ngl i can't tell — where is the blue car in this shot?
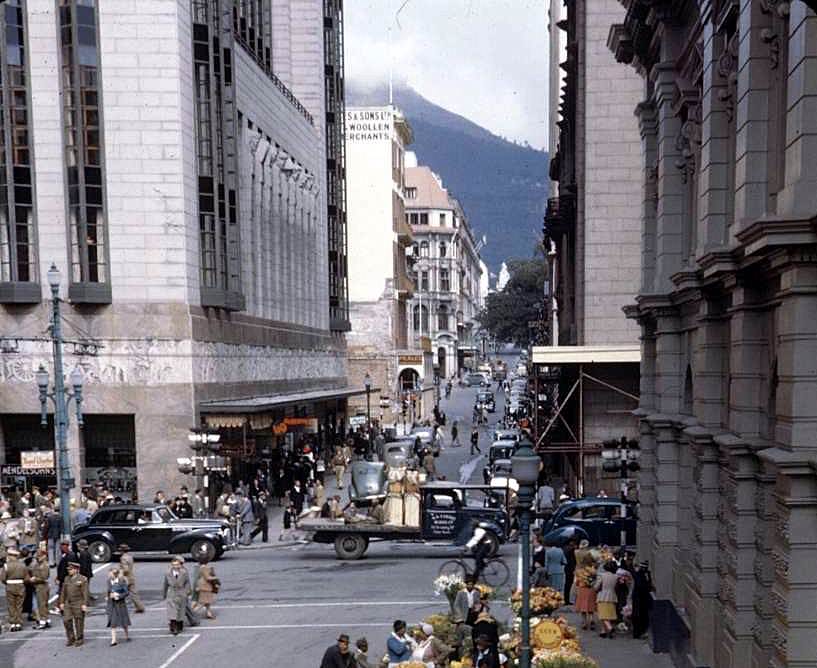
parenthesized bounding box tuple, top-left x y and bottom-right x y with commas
(541, 497, 637, 548)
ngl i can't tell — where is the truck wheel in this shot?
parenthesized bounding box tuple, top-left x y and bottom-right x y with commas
(483, 531, 501, 558)
(334, 534, 368, 560)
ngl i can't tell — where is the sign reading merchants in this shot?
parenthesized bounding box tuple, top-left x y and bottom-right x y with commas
(346, 109, 392, 142)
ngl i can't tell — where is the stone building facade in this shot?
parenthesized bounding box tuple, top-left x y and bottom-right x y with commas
(540, 0, 642, 494)
(608, 1, 817, 666)
(404, 163, 484, 381)
(0, 0, 350, 500)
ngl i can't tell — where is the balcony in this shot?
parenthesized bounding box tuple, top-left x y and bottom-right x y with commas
(543, 194, 575, 238)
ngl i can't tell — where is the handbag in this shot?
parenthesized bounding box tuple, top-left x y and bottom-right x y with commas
(211, 577, 221, 594)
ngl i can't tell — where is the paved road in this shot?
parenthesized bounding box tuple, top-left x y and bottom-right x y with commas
(0, 382, 669, 667)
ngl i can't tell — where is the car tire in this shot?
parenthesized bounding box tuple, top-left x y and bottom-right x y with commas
(88, 539, 112, 563)
(482, 530, 501, 558)
(190, 539, 217, 563)
(334, 534, 368, 560)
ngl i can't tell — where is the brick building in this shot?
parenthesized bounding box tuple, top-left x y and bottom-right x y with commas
(608, 1, 817, 666)
(0, 0, 355, 499)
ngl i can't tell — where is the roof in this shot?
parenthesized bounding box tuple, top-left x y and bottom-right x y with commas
(199, 386, 380, 414)
(531, 345, 641, 365)
(405, 166, 452, 209)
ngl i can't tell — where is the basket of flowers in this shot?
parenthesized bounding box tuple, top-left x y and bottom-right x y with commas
(533, 648, 599, 668)
(511, 587, 565, 616)
(422, 613, 457, 646)
(475, 583, 496, 600)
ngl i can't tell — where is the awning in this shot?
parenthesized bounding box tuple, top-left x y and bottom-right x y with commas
(199, 385, 381, 415)
(532, 345, 640, 365)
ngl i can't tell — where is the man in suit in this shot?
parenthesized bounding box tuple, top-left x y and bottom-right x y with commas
(452, 576, 480, 625)
(75, 539, 95, 601)
(473, 633, 500, 668)
(234, 490, 255, 545)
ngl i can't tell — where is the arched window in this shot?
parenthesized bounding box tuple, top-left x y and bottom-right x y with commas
(413, 304, 429, 333)
(440, 242, 447, 257)
(437, 304, 449, 331)
(420, 241, 429, 257)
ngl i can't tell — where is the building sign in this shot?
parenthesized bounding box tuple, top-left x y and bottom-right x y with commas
(21, 451, 55, 469)
(0, 465, 56, 477)
(272, 417, 319, 435)
(346, 109, 392, 142)
(398, 355, 423, 366)
(349, 416, 367, 426)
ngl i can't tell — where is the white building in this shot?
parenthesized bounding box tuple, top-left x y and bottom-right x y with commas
(0, 0, 354, 499)
(404, 165, 484, 379)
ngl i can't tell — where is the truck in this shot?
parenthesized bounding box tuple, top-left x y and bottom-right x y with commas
(297, 482, 511, 560)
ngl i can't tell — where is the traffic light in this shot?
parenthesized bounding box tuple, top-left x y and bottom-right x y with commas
(176, 457, 193, 474)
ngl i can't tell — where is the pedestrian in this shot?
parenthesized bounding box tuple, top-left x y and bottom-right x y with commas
(563, 538, 577, 604)
(191, 488, 206, 518)
(387, 619, 416, 667)
(574, 539, 598, 630)
(354, 637, 371, 667)
(106, 568, 131, 645)
(631, 561, 654, 639)
(536, 479, 555, 520)
(21, 546, 36, 623)
(118, 543, 145, 613)
(542, 539, 567, 595)
(45, 506, 62, 567)
(58, 560, 88, 647)
(3, 547, 26, 631)
(412, 622, 453, 667)
(162, 556, 191, 636)
(279, 503, 296, 541)
(75, 539, 95, 601)
(235, 490, 254, 546)
(422, 449, 437, 480)
(452, 576, 480, 626)
(315, 457, 326, 485)
(289, 480, 305, 515)
(470, 427, 481, 455)
(595, 560, 620, 638)
(451, 420, 460, 447)
(193, 555, 219, 619)
(473, 633, 500, 668)
(53, 539, 76, 612)
(320, 633, 355, 668)
(332, 448, 346, 489)
(30, 546, 51, 629)
(175, 494, 193, 519)
(250, 491, 269, 542)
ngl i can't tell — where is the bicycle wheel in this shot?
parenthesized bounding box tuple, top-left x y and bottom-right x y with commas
(438, 559, 468, 580)
(479, 558, 510, 588)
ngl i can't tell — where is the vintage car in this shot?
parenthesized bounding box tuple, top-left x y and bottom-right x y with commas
(72, 504, 231, 563)
(300, 482, 510, 559)
(488, 442, 516, 465)
(482, 456, 515, 486)
(463, 372, 489, 387)
(349, 460, 387, 505)
(540, 497, 637, 547)
(493, 428, 520, 443)
(475, 390, 496, 413)
(383, 440, 414, 468)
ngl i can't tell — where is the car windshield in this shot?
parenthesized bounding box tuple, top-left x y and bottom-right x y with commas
(155, 507, 175, 522)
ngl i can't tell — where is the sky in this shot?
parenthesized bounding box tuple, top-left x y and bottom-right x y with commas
(344, 0, 549, 150)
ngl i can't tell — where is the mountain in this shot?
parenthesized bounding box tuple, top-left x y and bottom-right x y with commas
(347, 82, 548, 276)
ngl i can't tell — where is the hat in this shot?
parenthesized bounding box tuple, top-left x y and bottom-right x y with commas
(0, 512, 10, 520)
(6, 547, 19, 557)
(579, 539, 590, 549)
(67, 560, 80, 568)
(421, 623, 434, 637)
(77, 539, 88, 548)
(118, 543, 130, 552)
(60, 538, 70, 545)
(337, 634, 349, 643)
(476, 633, 492, 644)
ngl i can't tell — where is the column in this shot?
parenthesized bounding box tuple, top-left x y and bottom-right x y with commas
(750, 458, 777, 668)
(635, 413, 657, 568)
(647, 414, 679, 596)
(673, 420, 696, 606)
(635, 101, 658, 295)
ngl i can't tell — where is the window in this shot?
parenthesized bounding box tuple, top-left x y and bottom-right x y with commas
(108, 509, 137, 525)
(440, 269, 450, 292)
(420, 212, 428, 225)
(438, 304, 449, 330)
(420, 241, 429, 256)
(439, 242, 447, 258)
(412, 243, 419, 256)
(439, 213, 446, 226)
(58, 0, 110, 299)
(420, 271, 428, 291)
(408, 212, 420, 226)
(406, 187, 417, 199)
(0, 0, 38, 294)
(412, 304, 429, 332)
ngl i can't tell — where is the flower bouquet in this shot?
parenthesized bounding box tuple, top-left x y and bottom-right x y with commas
(533, 649, 599, 668)
(511, 587, 565, 616)
(433, 573, 465, 609)
(574, 565, 597, 588)
(475, 583, 496, 600)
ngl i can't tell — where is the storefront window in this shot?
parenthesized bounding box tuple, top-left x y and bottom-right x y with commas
(82, 414, 136, 498)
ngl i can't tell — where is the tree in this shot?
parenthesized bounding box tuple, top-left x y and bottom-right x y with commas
(478, 256, 548, 347)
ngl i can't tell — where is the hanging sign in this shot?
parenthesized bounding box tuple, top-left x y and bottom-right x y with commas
(21, 451, 55, 469)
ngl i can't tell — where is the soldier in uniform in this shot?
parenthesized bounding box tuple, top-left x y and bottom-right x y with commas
(118, 543, 145, 613)
(58, 561, 88, 647)
(29, 547, 51, 629)
(2, 547, 27, 631)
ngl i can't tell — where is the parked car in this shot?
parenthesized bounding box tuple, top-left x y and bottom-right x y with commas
(349, 460, 387, 505)
(488, 442, 516, 466)
(540, 498, 637, 547)
(464, 373, 489, 387)
(493, 429, 519, 443)
(383, 440, 414, 468)
(72, 504, 231, 563)
(475, 390, 496, 413)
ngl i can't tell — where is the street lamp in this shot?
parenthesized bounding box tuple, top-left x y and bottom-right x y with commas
(185, 428, 222, 516)
(601, 436, 641, 547)
(364, 372, 372, 429)
(512, 434, 541, 668)
(37, 263, 84, 542)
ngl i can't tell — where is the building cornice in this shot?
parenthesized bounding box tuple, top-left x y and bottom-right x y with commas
(735, 215, 817, 257)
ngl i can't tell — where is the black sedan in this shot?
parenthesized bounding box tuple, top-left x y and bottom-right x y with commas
(72, 504, 231, 563)
(540, 497, 637, 548)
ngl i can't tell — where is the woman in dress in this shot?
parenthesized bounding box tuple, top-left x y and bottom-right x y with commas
(162, 556, 191, 635)
(403, 469, 421, 527)
(573, 539, 598, 630)
(106, 568, 131, 645)
(194, 556, 219, 619)
(595, 560, 620, 638)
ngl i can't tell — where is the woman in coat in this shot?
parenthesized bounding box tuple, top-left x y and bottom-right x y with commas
(162, 556, 191, 635)
(595, 560, 620, 638)
(193, 556, 218, 619)
(107, 568, 131, 645)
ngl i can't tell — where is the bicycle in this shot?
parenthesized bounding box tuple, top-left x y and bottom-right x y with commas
(438, 555, 510, 588)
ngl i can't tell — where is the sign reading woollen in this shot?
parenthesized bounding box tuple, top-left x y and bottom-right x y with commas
(346, 109, 392, 142)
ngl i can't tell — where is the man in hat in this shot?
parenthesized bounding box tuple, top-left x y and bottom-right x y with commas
(118, 543, 145, 613)
(472, 633, 500, 668)
(75, 539, 95, 601)
(30, 546, 51, 628)
(58, 561, 88, 646)
(320, 633, 355, 668)
(234, 490, 254, 546)
(2, 547, 27, 630)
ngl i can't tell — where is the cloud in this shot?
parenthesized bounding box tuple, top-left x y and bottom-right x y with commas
(345, 0, 549, 149)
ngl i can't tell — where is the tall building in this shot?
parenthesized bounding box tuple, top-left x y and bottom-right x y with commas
(404, 163, 484, 379)
(344, 105, 432, 425)
(535, 0, 643, 494)
(0, 0, 356, 500)
(608, 2, 817, 666)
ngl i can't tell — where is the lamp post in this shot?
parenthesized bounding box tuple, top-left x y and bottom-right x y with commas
(364, 372, 372, 430)
(511, 435, 541, 668)
(601, 436, 641, 547)
(37, 264, 83, 542)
